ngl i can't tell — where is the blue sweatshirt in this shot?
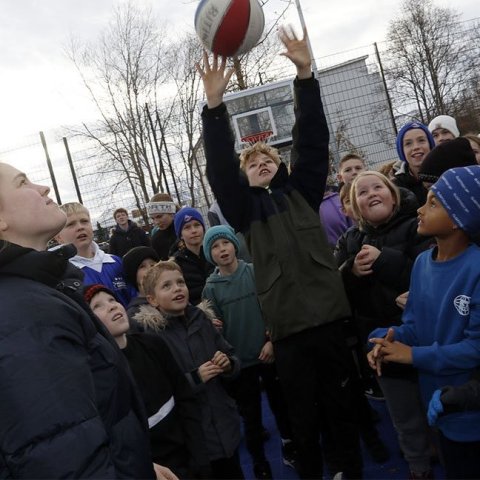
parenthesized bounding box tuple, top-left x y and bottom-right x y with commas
(370, 244, 480, 441)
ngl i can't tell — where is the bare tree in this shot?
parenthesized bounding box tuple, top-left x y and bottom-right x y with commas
(384, 0, 480, 123)
(66, 3, 172, 222)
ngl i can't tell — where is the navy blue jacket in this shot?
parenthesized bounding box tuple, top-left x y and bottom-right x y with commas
(0, 243, 154, 478)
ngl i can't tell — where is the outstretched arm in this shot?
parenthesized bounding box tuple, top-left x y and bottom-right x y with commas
(195, 51, 235, 109)
(278, 26, 312, 80)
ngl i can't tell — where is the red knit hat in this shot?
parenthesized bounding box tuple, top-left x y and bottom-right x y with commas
(83, 284, 116, 305)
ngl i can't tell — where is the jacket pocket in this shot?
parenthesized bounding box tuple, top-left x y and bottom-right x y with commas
(309, 249, 336, 271)
(255, 261, 282, 295)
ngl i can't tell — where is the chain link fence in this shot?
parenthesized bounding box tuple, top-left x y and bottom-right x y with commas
(2, 18, 479, 234)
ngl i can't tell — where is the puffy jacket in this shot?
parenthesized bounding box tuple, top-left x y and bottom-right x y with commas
(109, 220, 150, 258)
(133, 302, 241, 462)
(0, 243, 154, 479)
(334, 189, 433, 336)
(202, 75, 351, 342)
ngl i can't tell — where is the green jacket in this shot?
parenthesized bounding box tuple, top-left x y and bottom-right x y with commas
(202, 261, 267, 368)
(202, 75, 351, 341)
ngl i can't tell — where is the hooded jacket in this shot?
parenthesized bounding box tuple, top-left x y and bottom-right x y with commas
(133, 302, 241, 461)
(202, 75, 351, 342)
(151, 223, 177, 260)
(334, 189, 433, 336)
(109, 220, 150, 258)
(0, 243, 154, 478)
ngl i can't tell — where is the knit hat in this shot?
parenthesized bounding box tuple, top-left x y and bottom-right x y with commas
(396, 122, 435, 162)
(174, 207, 205, 238)
(84, 284, 116, 305)
(122, 246, 160, 289)
(428, 115, 460, 138)
(203, 225, 240, 265)
(431, 165, 480, 235)
(146, 201, 176, 216)
(418, 138, 477, 184)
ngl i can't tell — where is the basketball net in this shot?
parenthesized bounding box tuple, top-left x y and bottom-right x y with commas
(240, 130, 273, 146)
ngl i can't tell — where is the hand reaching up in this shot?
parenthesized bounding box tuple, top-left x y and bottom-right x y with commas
(278, 26, 312, 79)
(196, 51, 235, 109)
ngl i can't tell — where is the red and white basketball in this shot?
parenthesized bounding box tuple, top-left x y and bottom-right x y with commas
(194, 0, 265, 57)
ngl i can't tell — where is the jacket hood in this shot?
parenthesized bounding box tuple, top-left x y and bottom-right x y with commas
(361, 187, 419, 235)
(205, 259, 248, 285)
(114, 220, 137, 234)
(0, 242, 82, 288)
(132, 300, 215, 333)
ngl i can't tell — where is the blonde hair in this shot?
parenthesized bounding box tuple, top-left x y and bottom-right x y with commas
(143, 261, 183, 298)
(350, 171, 401, 228)
(59, 202, 90, 217)
(239, 142, 281, 172)
(463, 134, 480, 149)
(339, 183, 352, 208)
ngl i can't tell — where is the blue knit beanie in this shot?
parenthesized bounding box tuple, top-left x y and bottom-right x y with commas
(174, 207, 205, 238)
(431, 165, 480, 236)
(203, 225, 240, 265)
(396, 121, 435, 162)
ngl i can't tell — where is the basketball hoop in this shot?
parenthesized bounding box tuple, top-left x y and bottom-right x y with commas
(240, 130, 273, 145)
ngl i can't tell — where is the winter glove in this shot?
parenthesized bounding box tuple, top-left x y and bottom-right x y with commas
(427, 389, 443, 426)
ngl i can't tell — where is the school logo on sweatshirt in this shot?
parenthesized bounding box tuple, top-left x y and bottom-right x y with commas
(453, 295, 470, 316)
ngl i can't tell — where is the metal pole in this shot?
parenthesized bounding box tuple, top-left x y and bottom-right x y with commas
(374, 42, 398, 136)
(39, 131, 62, 204)
(62, 137, 83, 204)
(293, 0, 340, 166)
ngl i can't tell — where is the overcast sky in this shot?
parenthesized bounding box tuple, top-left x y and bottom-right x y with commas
(0, 0, 478, 149)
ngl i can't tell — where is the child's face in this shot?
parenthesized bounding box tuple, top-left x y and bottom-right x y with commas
(245, 152, 279, 188)
(402, 129, 431, 170)
(210, 238, 237, 268)
(151, 213, 174, 230)
(354, 175, 396, 226)
(136, 258, 157, 293)
(417, 190, 455, 237)
(147, 269, 189, 316)
(341, 196, 355, 220)
(338, 159, 365, 185)
(432, 128, 455, 146)
(468, 140, 480, 165)
(90, 291, 130, 339)
(181, 220, 204, 250)
(56, 212, 93, 250)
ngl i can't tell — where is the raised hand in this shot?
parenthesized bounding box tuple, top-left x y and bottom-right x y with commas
(196, 51, 235, 109)
(278, 25, 312, 79)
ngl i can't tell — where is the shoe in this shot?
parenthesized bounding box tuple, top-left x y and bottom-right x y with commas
(364, 385, 384, 401)
(281, 440, 298, 469)
(253, 460, 272, 480)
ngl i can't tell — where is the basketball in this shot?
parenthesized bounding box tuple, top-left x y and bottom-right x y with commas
(194, 0, 265, 57)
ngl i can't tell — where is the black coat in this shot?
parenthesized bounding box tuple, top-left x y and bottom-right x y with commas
(151, 223, 177, 260)
(334, 189, 433, 337)
(0, 243, 154, 479)
(109, 220, 150, 258)
(393, 164, 428, 206)
(173, 246, 214, 306)
(123, 334, 208, 475)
